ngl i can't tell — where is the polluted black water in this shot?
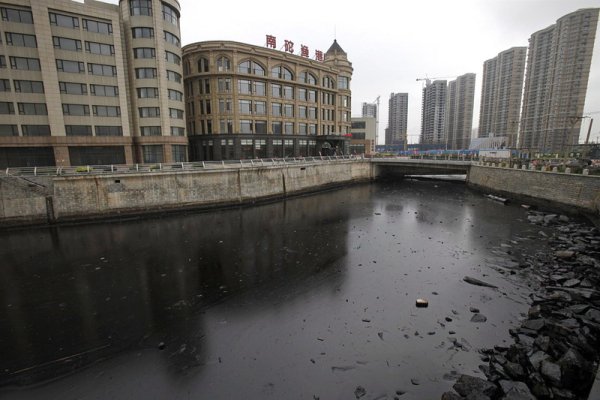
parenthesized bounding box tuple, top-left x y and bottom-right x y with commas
(0, 180, 571, 399)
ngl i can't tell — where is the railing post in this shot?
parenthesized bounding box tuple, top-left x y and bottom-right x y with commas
(111, 165, 114, 172)
(34, 167, 37, 176)
(203, 161, 206, 168)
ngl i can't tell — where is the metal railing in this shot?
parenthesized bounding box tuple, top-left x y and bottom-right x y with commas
(3, 155, 363, 177)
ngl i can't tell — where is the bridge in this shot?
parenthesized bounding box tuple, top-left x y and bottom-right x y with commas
(372, 158, 471, 177)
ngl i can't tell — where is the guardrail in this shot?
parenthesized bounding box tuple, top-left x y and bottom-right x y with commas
(3, 155, 364, 177)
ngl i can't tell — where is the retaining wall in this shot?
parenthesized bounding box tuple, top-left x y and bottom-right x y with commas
(467, 164, 600, 215)
(0, 160, 373, 227)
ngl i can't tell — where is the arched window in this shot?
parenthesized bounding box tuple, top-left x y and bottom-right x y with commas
(217, 56, 231, 72)
(299, 71, 317, 85)
(322, 75, 335, 89)
(197, 57, 209, 73)
(271, 65, 293, 80)
(238, 60, 265, 76)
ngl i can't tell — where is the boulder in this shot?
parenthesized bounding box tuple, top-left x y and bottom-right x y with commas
(453, 375, 498, 398)
(499, 380, 536, 400)
(540, 361, 561, 385)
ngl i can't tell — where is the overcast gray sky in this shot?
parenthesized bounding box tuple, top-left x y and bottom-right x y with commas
(109, 0, 600, 144)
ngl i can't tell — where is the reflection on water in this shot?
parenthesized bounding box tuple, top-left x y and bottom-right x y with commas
(0, 180, 552, 399)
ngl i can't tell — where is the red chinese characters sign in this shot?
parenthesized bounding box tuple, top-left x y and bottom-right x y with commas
(265, 34, 323, 62)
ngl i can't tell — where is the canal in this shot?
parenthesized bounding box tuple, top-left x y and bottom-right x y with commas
(0, 179, 560, 399)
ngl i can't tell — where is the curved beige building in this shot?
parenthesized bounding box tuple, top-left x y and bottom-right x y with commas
(0, 0, 186, 167)
(182, 39, 353, 160)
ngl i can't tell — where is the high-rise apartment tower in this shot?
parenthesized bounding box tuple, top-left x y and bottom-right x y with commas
(420, 80, 447, 146)
(385, 92, 408, 147)
(519, 8, 599, 153)
(478, 47, 527, 148)
(445, 73, 476, 150)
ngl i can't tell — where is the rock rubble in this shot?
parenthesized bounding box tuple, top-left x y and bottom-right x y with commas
(442, 210, 600, 399)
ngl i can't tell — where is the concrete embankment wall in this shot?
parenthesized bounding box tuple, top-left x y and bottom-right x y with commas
(467, 164, 600, 216)
(0, 161, 373, 227)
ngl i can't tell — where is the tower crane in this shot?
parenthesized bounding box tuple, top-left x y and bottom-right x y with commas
(416, 76, 458, 87)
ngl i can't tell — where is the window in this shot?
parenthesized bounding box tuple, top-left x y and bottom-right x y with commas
(308, 107, 317, 119)
(219, 120, 233, 134)
(254, 101, 266, 115)
(271, 102, 282, 116)
(133, 47, 155, 58)
(203, 79, 210, 94)
(218, 99, 232, 113)
(272, 122, 282, 134)
(169, 108, 183, 119)
(62, 103, 89, 116)
(0, 125, 18, 136)
(298, 88, 307, 101)
(271, 65, 293, 80)
(88, 63, 117, 76)
(0, 79, 10, 92)
(53, 36, 82, 52)
(197, 58, 209, 72)
(172, 145, 186, 162)
(168, 89, 183, 101)
(217, 56, 231, 71)
(299, 71, 317, 84)
(165, 51, 180, 65)
(309, 124, 317, 135)
(56, 59, 85, 73)
(338, 76, 349, 90)
(1, 7, 33, 23)
(22, 125, 51, 136)
(284, 122, 294, 134)
(93, 105, 120, 117)
(96, 126, 123, 136)
(162, 3, 179, 26)
(171, 127, 185, 136)
(18, 102, 47, 115)
(284, 104, 294, 117)
(164, 31, 180, 46)
(240, 120, 252, 134)
(238, 79, 252, 95)
(141, 126, 161, 136)
(238, 60, 265, 76)
(86, 41, 115, 56)
(298, 106, 307, 118)
(10, 56, 40, 70)
(83, 19, 112, 34)
(135, 67, 157, 79)
(166, 70, 181, 82)
(137, 87, 158, 98)
(5, 32, 37, 47)
(143, 145, 163, 163)
(255, 121, 267, 134)
(0, 102, 15, 114)
(59, 82, 87, 95)
(298, 123, 307, 135)
(239, 100, 252, 114)
(218, 78, 232, 92)
(308, 90, 317, 102)
(271, 83, 282, 98)
(254, 81, 266, 96)
(130, 0, 152, 16)
(283, 86, 294, 99)
(0, 56, 5, 68)
(65, 125, 92, 136)
(90, 84, 118, 97)
(139, 107, 160, 117)
(132, 27, 154, 38)
(323, 76, 335, 88)
(49, 13, 79, 28)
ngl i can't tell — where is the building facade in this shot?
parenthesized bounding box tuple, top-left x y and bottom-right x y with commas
(385, 92, 408, 149)
(0, 0, 186, 168)
(361, 102, 377, 119)
(350, 116, 376, 155)
(420, 80, 447, 146)
(519, 8, 599, 154)
(182, 40, 353, 160)
(445, 73, 475, 150)
(478, 47, 527, 148)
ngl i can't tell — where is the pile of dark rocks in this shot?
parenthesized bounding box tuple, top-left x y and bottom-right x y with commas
(441, 211, 600, 400)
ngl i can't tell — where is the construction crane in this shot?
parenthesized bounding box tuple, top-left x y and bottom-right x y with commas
(373, 95, 380, 147)
(416, 76, 457, 87)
